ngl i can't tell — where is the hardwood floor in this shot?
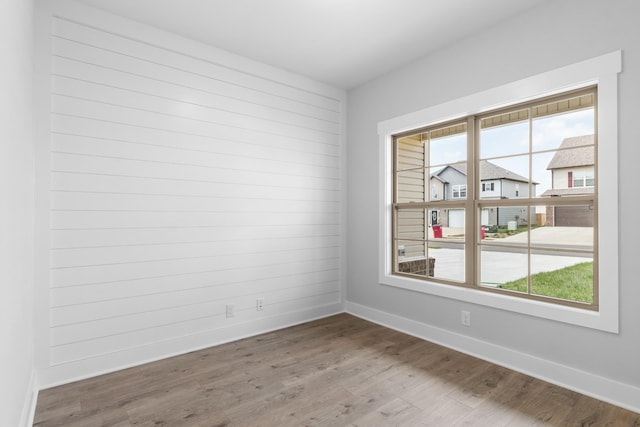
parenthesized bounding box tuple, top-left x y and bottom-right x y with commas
(34, 314, 640, 426)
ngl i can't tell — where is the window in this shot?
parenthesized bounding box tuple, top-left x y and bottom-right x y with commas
(574, 174, 584, 187)
(453, 184, 467, 198)
(393, 87, 597, 308)
(379, 51, 620, 332)
(482, 182, 495, 192)
(573, 171, 595, 188)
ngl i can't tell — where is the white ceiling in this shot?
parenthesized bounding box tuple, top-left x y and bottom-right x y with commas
(74, 0, 549, 89)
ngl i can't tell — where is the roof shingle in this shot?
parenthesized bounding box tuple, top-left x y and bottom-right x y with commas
(433, 161, 532, 183)
(546, 134, 594, 170)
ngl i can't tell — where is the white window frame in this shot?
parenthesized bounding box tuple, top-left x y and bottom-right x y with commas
(482, 182, 495, 192)
(452, 184, 467, 199)
(573, 170, 595, 188)
(378, 51, 621, 333)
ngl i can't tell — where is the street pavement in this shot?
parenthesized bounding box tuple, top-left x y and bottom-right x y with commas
(420, 226, 593, 284)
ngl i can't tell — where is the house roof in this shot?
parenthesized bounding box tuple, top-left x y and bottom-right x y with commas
(546, 134, 594, 170)
(539, 187, 595, 197)
(433, 161, 533, 184)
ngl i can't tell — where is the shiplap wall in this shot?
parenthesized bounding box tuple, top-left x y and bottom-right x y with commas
(37, 1, 344, 386)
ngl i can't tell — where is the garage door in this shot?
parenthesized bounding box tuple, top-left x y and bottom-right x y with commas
(481, 209, 490, 226)
(448, 209, 465, 228)
(554, 206, 594, 227)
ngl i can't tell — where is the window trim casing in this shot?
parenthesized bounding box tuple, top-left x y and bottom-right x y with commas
(378, 51, 621, 333)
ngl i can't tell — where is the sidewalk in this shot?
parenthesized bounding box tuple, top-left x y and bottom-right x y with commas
(496, 226, 593, 247)
(424, 226, 593, 284)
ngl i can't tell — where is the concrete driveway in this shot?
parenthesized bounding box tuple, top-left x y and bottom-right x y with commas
(425, 226, 593, 284)
(495, 226, 593, 247)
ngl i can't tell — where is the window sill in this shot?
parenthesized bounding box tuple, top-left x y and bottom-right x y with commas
(379, 272, 611, 331)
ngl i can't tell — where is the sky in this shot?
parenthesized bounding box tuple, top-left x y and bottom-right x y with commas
(428, 108, 595, 196)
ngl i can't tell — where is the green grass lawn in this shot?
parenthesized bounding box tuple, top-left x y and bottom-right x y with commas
(498, 262, 593, 303)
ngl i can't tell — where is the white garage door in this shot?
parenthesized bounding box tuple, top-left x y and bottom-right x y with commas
(448, 209, 465, 228)
(481, 209, 489, 226)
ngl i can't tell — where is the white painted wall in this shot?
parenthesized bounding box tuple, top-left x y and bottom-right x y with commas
(0, 0, 36, 425)
(347, 0, 640, 411)
(35, 0, 346, 387)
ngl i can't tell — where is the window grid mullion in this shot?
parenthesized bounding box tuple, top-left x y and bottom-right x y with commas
(392, 86, 597, 308)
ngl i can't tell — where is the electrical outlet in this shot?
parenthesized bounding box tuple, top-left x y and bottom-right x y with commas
(256, 298, 264, 311)
(226, 304, 235, 318)
(461, 310, 471, 326)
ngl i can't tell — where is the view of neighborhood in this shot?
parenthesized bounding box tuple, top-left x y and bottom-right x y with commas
(394, 92, 596, 304)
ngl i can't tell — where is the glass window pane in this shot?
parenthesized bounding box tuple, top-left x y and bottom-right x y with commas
(480, 245, 528, 289)
(396, 168, 425, 203)
(431, 209, 465, 240)
(396, 135, 424, 171)
(396, 209, 425, 242)
(430, 162, 467, 200)
(532, 100, 594, 153)
(530, 253, 594, 303)
(397, 255, 431, 277)
(479, 157, 530, 199)
(396, 238, 426, 263)
(531, 205, 594, 251)
(428, 244, 465, 282)
(480, 109, 529, 159)
(479, 206, 530, 237)
(429, 122, 467, 167)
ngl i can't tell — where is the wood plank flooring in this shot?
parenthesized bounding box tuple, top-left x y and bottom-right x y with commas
(34, 314, 640, 426)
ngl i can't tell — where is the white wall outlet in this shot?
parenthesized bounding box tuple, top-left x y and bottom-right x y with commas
(226, 303, 235, 318)
(256, 298, 264, 311)
(461, 310, 471, 326)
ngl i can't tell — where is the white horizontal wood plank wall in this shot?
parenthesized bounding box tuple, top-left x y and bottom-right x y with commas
(37, 0, 345, 386)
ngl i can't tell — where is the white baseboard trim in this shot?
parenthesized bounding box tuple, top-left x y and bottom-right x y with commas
(20, 370, 38, 427)
(39, 303, 343, 389)
(345, 301, 640, 414)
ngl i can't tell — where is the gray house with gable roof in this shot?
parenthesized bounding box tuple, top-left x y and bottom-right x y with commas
(430, 161, 536, 228)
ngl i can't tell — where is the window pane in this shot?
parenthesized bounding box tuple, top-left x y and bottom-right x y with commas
(531, 99, 594, 153)
(479, 157, 530, 199)
(396, 168, 424, 203)
(432, 209, 465, 239)
(429, 123, 467, 167)
(428, 244, 465, 282)
(480, 109, 529, 159)
(531, 205, 594, 250)
(530, 253, 593, 303)
(396, 238, 425, 262)
(479, 205, 530, 237)
(397, 255, 432, 277)
(431, 162, 467, 200)
(396, 135, 424, 171)
(452, 184, 467, 199)
(396, 209, 425, 241)
(480, 245, 528, 289)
